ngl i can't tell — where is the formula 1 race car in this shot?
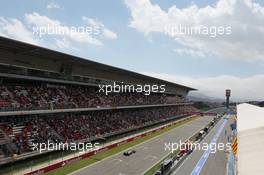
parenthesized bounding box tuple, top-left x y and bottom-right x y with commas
(123, 150, 136, 156)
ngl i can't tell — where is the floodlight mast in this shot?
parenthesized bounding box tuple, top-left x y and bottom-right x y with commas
(226, 89, 231, 109)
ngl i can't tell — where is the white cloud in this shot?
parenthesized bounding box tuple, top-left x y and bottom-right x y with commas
(124, 0, 264, 61)
(82, 16, 118, 39)
(25, 12, 103, 46)
(0, 12, 118, 50)
(142, 72, 264, 101)
(0, 17, 38, 45)
(174, 48, 206, 58)
(46, 2, 62, 10)
(54, 37, 70, 49)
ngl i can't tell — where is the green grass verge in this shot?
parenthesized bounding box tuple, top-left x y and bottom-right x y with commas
(0, 119, 169, 175)
(144, 114, 221, 175)
(45, 117, 196, 175)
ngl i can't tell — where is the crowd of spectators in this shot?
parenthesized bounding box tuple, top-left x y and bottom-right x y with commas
(0, 105, 197, 156)
(0, 82, 186, 111)
(46, 106, 195, 142)
(0, 79, 196, 159)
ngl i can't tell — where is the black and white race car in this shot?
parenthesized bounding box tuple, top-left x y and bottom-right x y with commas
(123, 150, 136, 156)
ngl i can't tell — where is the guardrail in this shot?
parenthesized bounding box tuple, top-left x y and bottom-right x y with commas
(148, 114, 222, 175)
(0, 103, 193, 116)
(0, 115, 188, 166)
(24, 115, 195, 175)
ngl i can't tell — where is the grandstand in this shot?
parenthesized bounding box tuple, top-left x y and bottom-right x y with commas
(0, 36, 197, 168)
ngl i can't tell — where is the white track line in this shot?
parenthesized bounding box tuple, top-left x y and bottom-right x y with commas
(68, 117, 199, 175)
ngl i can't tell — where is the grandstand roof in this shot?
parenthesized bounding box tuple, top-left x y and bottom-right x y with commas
(237, 103, 264, 175)
(0, 36, 195, 94)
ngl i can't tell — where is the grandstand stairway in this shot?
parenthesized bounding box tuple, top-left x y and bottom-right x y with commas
(0, 127, 15, 156)
(0, 129, 8, 145)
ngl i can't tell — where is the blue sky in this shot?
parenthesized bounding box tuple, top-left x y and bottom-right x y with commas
(0, 0, 264, 101)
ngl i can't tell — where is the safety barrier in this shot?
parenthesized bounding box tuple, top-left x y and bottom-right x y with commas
(24, 115, 196, 175)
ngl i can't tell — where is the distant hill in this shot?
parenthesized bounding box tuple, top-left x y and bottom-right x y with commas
(188, 92, 224, 103)
(257, 101, 264, 107)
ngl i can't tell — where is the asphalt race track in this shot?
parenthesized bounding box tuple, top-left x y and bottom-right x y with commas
(172, 113, 233, 175)
(70, 115, 216, 175)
